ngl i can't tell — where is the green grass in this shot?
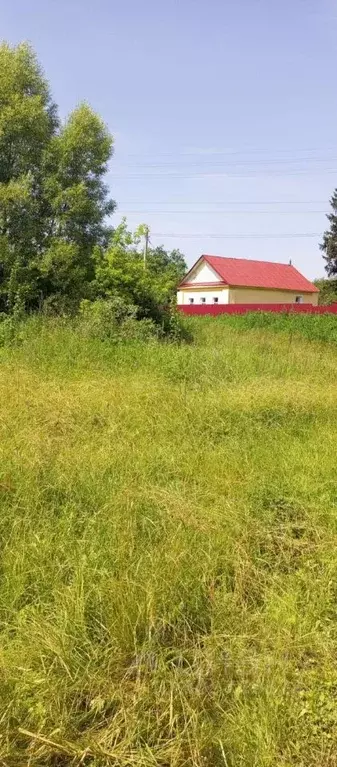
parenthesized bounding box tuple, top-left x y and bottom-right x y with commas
(1, 315, 337, 766)
(187, 309, 337, 345)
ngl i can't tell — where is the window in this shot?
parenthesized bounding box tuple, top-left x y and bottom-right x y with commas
(188, 297, 194, 304)
(295, 295, 303, 303)
(213, 296, 219, 304)
(200, 297, 206, 303)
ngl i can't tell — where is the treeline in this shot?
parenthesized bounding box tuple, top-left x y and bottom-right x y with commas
(0, 43, 186, 325)
(3, 41, 337, 324)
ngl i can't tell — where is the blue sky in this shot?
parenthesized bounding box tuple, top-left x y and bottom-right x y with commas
(2, 0, 337, 278)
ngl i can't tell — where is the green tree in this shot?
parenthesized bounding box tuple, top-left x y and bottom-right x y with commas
(320, 189, 337, 276)
(314, 277, 337, 305)
(0, 42, 115, 312)
(38, 104, 115, 309)
(93, 219, 186, 320)
(0, 43, 58, 310)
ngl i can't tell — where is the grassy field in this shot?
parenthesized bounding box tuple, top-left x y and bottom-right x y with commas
(1, 315, 337, 766)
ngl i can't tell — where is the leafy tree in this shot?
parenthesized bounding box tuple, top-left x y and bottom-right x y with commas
(314, 277, 337, 305)
(320, 189, 337, 276)
(37, 105, 115, 309)
(0, 42, 184, 323)
(0, 43, 58, 310)
(0, 42, 115, 312)
(93, 219, 187, 321)
(44, 106, 115, 254)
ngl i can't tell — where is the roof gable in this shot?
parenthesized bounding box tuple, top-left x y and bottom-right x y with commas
(181, 255, 318, 293)
(184, 257, 223, 284)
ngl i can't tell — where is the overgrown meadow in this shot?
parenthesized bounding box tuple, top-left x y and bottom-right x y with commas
(1, 313, 337, 766)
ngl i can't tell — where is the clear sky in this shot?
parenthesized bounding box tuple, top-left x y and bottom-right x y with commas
(2, 0, 337, 278)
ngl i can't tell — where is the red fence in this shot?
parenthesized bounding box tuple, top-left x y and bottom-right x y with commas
(178, 303, 337, 316)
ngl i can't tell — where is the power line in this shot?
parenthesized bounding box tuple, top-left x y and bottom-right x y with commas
(151, 232, 321, 239)
(112, 168, 337, 179)
(117, 199, 327, 205)
(117, 146, 337, 158)
(116, 156, 337, 168)
(119, 209, 326, 214)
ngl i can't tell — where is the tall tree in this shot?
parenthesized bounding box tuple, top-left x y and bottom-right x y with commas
(0, 42, 115, 312)
(38, 104, 115, 308)
(320, 189, 337, 276)
(0, 43, 58, 309)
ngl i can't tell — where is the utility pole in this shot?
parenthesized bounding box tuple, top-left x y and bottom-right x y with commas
(143, 225, 149, 269)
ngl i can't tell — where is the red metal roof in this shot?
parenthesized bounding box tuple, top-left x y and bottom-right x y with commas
(181, 255, 318, 293)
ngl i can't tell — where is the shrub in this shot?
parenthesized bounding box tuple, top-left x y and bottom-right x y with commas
(79, 297, 160, 342)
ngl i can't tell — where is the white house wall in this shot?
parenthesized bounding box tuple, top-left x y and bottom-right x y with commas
(177, 288, 229, 305)
(187, 260, 222, 284)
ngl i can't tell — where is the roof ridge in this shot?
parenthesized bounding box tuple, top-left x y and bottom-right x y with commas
(203, 254, 296, 267)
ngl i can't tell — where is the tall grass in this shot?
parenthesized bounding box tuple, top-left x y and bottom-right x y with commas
(193, 309, 337, 344)
(1, 316, 337, 765)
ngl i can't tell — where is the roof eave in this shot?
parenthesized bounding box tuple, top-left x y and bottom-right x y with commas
(178, 281, 228, 288)
(228, 283, 319, 293)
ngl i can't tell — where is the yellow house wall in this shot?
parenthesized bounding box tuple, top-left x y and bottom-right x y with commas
(229, 287, 319, 305)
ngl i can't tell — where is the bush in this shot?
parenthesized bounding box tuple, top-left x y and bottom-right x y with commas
(79, 297, 160, 342)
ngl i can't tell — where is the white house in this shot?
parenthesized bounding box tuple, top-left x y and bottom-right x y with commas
(177, 255, 319, 306)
